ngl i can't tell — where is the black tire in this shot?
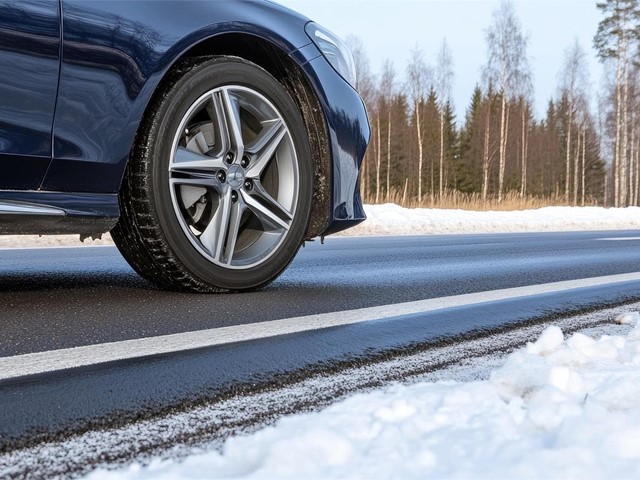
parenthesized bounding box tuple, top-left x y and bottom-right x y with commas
(111, 56, 313, 292)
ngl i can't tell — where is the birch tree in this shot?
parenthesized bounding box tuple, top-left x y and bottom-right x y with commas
(406, 47, 431, 203)
(594, 0, 640, 206)
(434, 38, 454, 199)
(558, 40, 590, 204)
(484, 0, 530, 202)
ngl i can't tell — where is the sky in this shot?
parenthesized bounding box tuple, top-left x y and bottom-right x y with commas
(278, 0, 604, 122)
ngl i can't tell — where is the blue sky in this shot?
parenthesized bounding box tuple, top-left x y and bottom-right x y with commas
(278, 0, 603, 121)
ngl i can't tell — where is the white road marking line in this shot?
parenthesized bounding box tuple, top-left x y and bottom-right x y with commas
(596, 237, 640, 241)
(2, 272, 640, 381)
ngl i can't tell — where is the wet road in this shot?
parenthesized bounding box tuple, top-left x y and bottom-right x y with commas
(2, 230, 640, 452)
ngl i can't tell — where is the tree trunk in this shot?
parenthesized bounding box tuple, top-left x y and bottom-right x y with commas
(573, 122, 581, 206)
(386, 108, 392, 201)
(581, 126, 586, 207)
(375, 114, 381, 203)
(622, 50, 630, 206)
(565, 102, 573, 204)
(520, 106, 528, 198)
(416, 103, 424, 203)
(635, 128, 640, 206)
(402, 177, 409, 206)
(439, 111, 445, 199)
(614, 41, 624, 207)
(482, 105, 491, 203)
(498, 93, 507, 202)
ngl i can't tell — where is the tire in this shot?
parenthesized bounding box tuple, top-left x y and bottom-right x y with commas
(111, 56, 313, 292)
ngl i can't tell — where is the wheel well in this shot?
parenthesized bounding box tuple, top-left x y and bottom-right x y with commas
(161, 34, 331, 239)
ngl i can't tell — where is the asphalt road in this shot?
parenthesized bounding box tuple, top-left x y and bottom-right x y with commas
(2, 230, 640, 357)
(2, 230, 640, 455)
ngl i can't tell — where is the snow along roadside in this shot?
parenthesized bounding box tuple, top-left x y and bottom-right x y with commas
(84, 311, 640, 480)
(2, 204, 640, 248)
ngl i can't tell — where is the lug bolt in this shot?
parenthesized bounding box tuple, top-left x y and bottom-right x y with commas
(216, 170, 226, 183)
(231, 190, 239, 203)
(243, 179, 253, 191)
(225, 152, 234, 164)
(240, 155, 250, 168)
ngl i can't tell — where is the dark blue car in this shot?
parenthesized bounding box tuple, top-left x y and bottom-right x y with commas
(0, 0, 370, 292)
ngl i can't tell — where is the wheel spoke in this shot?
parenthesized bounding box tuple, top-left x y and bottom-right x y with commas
(172, 147, 226, 173)
(199, 189, 230, 262)
(222, 200, 244, 265)
(207, 94, 230, 155)
(199, 189, 244, 264)
(250, 180, 293, 222)
(241, 189, 291, 231)
(245, 120, 287, 178)
(213, 88, 244, 160)
(170, 177, 224, 193)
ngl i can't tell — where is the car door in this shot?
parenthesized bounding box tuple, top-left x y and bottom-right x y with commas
(0, 0, 60, 190)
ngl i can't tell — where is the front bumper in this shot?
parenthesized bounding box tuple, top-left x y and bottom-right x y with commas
(299, 51, 370, 236)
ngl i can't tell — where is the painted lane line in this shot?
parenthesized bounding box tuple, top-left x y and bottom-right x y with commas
(596, 237, 640, 241)
(2, 272, 640, 381)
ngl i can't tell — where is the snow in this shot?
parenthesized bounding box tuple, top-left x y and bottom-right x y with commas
(87, 319, 640, 480)
(616, 312, 640, 326)
(345, 204, 640, 236)
(1, 205, 640, 248)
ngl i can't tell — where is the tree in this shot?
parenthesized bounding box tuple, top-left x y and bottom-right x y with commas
(434, 38, 455, 198)
(518, 97, 533, 197)
(594, 0, 640, 206)
(484, 0, 531, 202)
(406, 46, 431, 202)
(558, 40, 590, 204)
(379, 60, 396, 200)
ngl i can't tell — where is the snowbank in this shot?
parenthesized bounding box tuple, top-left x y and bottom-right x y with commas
(89, 317, 640, 479)
(346, 204, 640, 236)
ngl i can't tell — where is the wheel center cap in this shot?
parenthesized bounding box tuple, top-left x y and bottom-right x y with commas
(227, 164, 245, 188)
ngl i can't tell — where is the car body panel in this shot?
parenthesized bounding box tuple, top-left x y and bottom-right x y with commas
(44, 0, 313, 193)
(0, 0, 368, 237)
(0, 0, 60, 190)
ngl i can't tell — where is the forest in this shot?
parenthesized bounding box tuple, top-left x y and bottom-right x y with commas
(350, 0, 640, 209)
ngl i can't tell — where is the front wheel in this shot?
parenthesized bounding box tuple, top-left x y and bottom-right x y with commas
(112, 56, 313, 292)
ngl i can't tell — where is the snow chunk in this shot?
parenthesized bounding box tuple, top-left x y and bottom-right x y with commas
(615, 312, 640, 326)
(526, 325, 564, 356)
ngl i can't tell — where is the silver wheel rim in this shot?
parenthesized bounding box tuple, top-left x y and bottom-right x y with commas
(168, 85, 299, 269)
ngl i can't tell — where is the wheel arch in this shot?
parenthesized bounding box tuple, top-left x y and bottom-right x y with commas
(128, 32, 332, 240)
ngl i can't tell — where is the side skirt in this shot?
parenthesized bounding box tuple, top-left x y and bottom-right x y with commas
(0, 191, 119, 235)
